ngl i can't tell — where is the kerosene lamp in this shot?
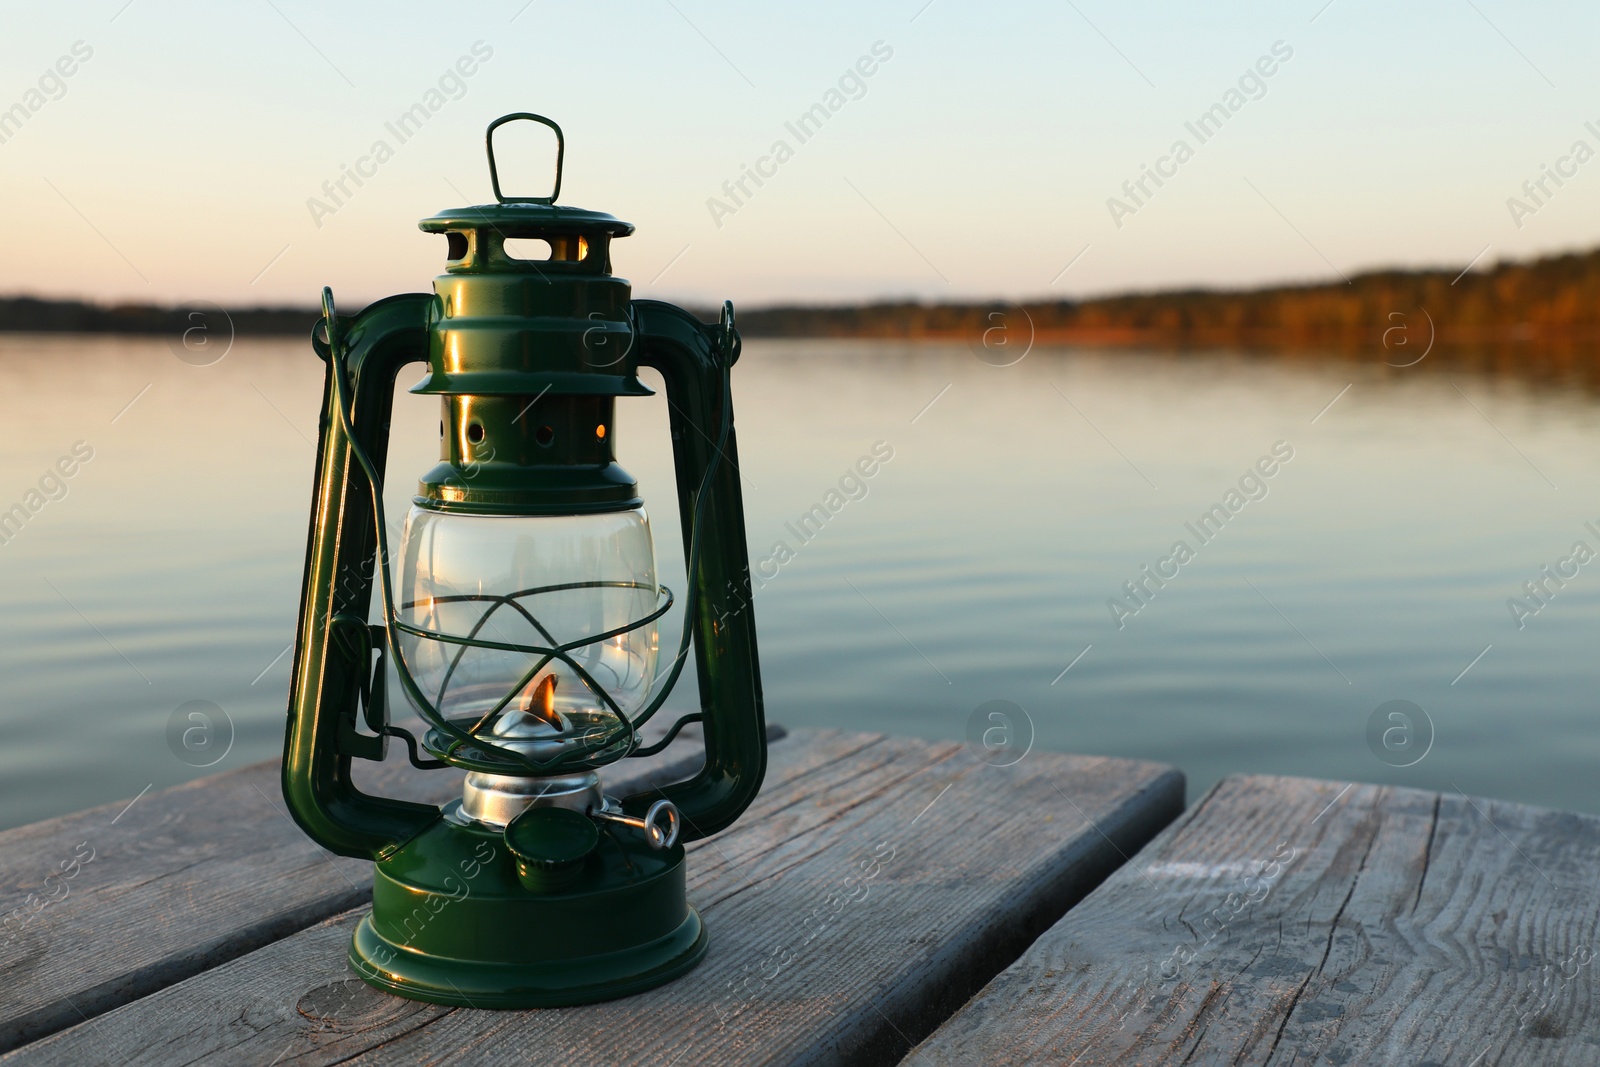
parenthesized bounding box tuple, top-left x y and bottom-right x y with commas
(281, 114, 766, 1007)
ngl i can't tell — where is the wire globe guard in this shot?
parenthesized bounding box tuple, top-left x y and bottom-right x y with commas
(405, 580, 679, 776)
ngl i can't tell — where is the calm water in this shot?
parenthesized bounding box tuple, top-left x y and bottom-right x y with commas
(2, 332, 1598, 830)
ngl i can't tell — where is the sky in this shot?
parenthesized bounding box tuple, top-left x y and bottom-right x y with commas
(2, 0, 1599, 309)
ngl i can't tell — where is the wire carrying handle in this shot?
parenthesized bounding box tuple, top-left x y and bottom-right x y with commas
(486, 113, 564, 205)
(318, 287, 735, 778)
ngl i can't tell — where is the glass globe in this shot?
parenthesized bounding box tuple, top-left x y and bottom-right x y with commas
(396, 505, 660, 763)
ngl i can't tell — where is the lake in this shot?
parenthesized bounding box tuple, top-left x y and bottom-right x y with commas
(1, 330, 1596, 830)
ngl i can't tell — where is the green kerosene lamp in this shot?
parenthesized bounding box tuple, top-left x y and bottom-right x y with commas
(281, 114, 766, 1007)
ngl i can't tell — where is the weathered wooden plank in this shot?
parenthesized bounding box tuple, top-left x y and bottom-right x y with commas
(0, 730, 1183, 1066)
(906, 774, 1600, 1066)
(0, 724, 777, 1055)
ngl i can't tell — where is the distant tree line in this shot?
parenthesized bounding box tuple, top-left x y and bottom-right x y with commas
(0, 297, 316, 336)
(735, 247, 1600, 345)
(5, 245, 1600, 345)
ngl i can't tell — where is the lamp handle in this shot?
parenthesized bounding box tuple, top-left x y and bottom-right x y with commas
(282, 293, 441, 860)
(625, 299, 768, 842)
(486, 112, 564, 205)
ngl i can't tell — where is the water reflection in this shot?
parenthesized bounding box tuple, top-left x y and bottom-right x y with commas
(0, 331, 1595, 829)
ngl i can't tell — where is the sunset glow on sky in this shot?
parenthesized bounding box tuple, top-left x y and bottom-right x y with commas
(2, 0, 1597, 309)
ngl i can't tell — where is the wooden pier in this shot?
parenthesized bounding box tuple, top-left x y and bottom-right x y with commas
(0, 730, 1592, 1065)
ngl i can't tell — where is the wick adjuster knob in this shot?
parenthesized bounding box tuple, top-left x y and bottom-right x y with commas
(591, 800, 681, 850)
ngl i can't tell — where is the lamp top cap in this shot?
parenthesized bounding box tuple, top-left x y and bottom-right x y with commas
(417, 113, 635, 237)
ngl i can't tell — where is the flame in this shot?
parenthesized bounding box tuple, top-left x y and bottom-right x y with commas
(520, 674, 561, 731)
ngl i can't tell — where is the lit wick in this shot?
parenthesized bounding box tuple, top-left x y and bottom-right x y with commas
(520, 675, 562, 731)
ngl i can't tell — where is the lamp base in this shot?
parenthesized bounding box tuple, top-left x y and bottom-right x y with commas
(350, 815, 708, 1008)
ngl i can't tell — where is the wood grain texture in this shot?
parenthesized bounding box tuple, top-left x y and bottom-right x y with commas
(906, 774, 1600, 1066)
(0, 730, 1182, 1067)
(0, 724, 776, 1055)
